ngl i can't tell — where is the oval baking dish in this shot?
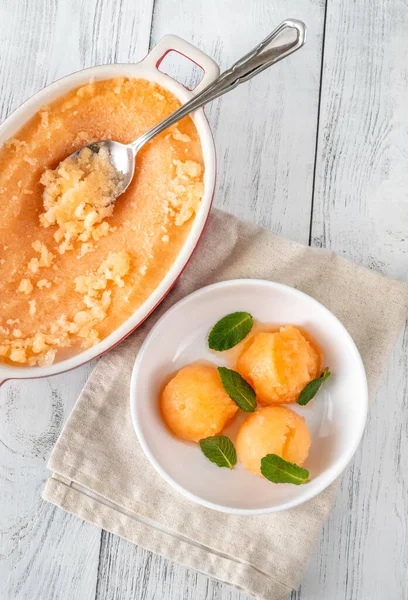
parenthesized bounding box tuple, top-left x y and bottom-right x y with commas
(0, 35, 219, 383)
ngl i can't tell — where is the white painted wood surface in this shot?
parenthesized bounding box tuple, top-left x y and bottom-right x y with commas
(0, 1, 406, 599)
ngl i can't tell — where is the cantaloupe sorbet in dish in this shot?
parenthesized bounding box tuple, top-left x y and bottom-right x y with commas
(0, 77, 204, 366)
(236, 406, 311, 476)
(160, 363, 238, 442)
(236, 325, 320, 404)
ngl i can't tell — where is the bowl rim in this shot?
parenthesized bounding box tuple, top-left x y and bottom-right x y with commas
(0, 51, 217, 381)
(130, 278, 369, 515)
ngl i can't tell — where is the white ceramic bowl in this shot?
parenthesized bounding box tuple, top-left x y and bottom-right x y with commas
(0, 35, 219, 384)
(130, 279, 368, 514)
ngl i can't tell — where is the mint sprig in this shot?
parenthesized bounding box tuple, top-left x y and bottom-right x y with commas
(199, 436, 237, 469)
(208, 312, 253, 351)
(260, 454, 310, 485)
(218, 367, 256, 412)
(297, 368, 331, 406)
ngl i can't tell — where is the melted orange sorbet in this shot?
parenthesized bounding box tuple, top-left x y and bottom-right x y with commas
(0, 78, 204, 366)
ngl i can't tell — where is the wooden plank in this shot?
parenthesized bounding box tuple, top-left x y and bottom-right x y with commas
(0, 0, 153, 121)
(311, 0, 408, 277)
(306, 0, 408, 597)
(298, 326, 408, 600)
(0, 0, 154, 598)
(95, 532, 247, 600)
(148, 0, 326, 243)
(0, 373, 101, 600)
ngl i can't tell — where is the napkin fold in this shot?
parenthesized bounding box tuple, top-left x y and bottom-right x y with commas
(43, 210, 408, 600)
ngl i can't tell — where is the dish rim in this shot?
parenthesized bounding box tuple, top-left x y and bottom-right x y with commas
(130, 278, 369, 514)
(0, 37, 219, 382)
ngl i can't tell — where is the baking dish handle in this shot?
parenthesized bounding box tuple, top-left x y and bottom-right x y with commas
(142, 35, 220, 95)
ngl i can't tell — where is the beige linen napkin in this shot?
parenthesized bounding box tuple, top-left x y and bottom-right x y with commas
(43, 210, 408, 600)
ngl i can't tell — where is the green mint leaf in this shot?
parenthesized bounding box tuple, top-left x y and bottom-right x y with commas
(260, 454, 310, 485)
(297, 368, 331, 406)
(208, 312, 253, 351)
(218, 367, 256, 412)
(199, 436, 237, 469)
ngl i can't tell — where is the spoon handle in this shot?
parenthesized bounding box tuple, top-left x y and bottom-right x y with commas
(131, 19, 306, 152)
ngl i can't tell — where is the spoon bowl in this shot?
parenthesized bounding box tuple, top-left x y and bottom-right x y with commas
(71, 139, 135, 197)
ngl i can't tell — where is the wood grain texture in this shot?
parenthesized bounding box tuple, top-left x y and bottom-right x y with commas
(296, 326, 408, 600)
(0, 0, 154, 121)
(1, 0, 407, 599)
(311, 0, 408, 279)
(0, 372, 101, 600)
(305, 0, 408, 598)
(95, 532, 246, 600)
(149, 0, 326, 243)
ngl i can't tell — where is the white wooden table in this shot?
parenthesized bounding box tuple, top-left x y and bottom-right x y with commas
(1, 1, 407, 599)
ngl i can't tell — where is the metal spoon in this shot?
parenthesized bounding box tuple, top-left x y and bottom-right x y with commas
(69, 19, 306, 199)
